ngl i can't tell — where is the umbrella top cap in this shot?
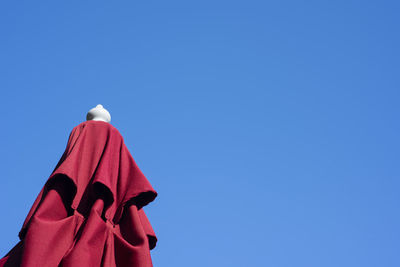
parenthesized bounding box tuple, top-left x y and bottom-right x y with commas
(86, 104, 111, 123)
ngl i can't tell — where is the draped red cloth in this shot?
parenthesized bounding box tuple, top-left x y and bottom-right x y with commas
(0, 120, 157, 267)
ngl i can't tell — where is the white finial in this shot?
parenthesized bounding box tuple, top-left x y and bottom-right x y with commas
(86, 104, 111, 123)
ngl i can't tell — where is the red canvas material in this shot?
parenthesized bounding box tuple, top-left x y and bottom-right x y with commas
(0, 120, 157, 267)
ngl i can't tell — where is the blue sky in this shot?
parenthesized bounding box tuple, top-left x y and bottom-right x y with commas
(0, 1, 399, 266)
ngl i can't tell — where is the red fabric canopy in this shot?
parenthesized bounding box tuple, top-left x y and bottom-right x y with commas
(0, 120, 158, 267)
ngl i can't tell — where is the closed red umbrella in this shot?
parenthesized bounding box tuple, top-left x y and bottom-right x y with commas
(0, 108, 158, 267)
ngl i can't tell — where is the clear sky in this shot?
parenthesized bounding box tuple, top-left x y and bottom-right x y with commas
(0, 1, 399, 266)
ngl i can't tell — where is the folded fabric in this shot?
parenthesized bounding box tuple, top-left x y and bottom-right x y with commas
(0, 120, 157, 267)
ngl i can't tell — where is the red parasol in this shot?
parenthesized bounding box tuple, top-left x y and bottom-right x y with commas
(0, 117, 158, 267)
